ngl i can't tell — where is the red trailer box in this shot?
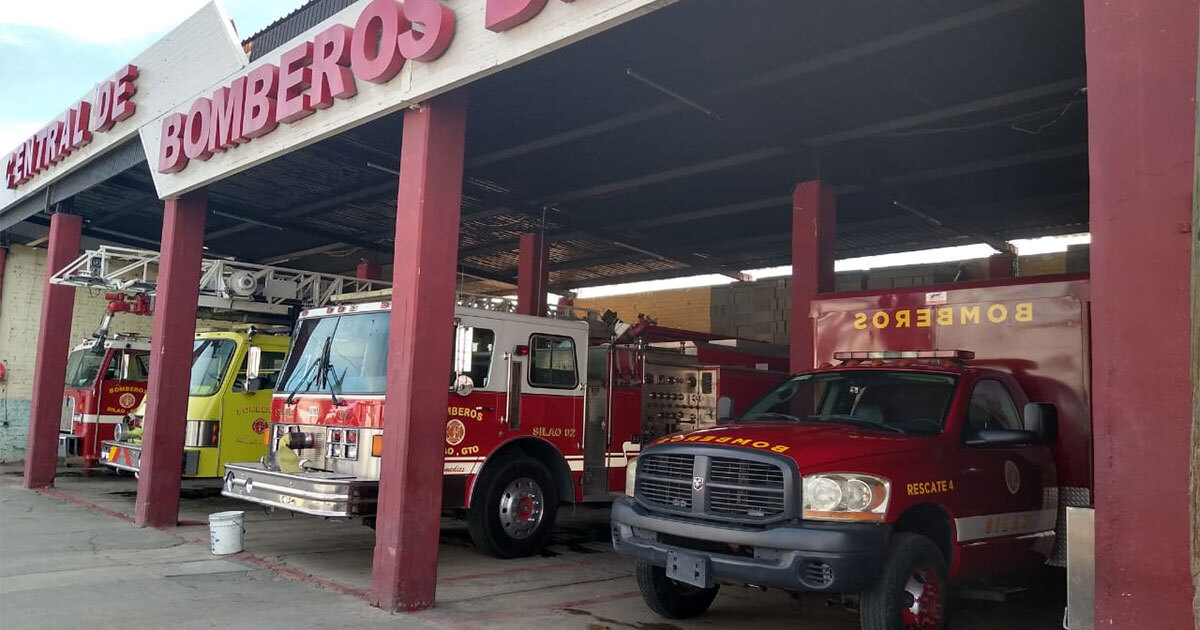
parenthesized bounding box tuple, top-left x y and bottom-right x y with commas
(222, 298, 786, 558)
(613, 276, 1091, 629)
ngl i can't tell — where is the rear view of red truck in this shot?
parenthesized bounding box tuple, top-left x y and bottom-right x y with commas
(612, 276, 1090, 629)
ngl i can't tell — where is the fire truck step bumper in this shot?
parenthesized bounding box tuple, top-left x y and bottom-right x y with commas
(611, 498, 890, 593)
(99, 442, 201, 476)
(221, 462, 378, 518)
(59, 433, 83, 457)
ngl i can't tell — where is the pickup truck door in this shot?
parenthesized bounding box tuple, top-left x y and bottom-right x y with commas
(953, 377, 1057, 579)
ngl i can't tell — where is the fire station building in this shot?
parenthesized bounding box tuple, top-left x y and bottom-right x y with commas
(0, 0, 1195, 628)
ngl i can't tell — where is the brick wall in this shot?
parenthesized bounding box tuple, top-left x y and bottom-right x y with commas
(573, 286, 711, 332)
(0, 245, 226, 462)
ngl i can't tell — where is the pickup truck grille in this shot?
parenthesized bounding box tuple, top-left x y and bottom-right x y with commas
(638, 453, 695, 510)
(707, 457, 786, 518)
(636, 450, 793, 523)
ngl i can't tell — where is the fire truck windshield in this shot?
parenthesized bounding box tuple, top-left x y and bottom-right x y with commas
(738, 370, 958, 435)
(191, 338, 237, 396)
(64, 350, 105, 388)
(278, 312, 389, 396)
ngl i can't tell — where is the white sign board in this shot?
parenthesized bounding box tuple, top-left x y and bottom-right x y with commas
(142, 0, 674, 199)
(0, 3, 248, 213)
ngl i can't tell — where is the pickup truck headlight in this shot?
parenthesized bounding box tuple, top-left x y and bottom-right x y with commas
(624, 457, 639, 497)
(803, 473, 890, 523)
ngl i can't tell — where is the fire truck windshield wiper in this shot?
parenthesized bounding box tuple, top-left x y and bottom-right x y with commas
(807, 414, 906, 434)
(317, 335, 343, 407)
(284, 341, 329, 405)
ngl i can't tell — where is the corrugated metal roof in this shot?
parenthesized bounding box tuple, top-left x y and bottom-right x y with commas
(27, 0, 1090, 290)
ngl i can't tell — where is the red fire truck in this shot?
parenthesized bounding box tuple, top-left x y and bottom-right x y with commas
(222, 296, 786, 557)
(59, 295, 153, 467)
(613, 276, 1091, 629)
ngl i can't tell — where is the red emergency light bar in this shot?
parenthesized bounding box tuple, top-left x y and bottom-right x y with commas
(834, 350, 975, 361)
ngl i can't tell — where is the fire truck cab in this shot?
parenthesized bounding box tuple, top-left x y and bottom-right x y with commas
(100, 328, 290, 478)
(612, 277, 1090, 629)
(59, 335, 151, 467)
(222, 297, 785, 558)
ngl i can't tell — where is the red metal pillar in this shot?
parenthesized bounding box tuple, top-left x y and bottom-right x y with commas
(370, 90, 468, 612)
(1084, 0, 1198, 626)
(789, 180, 836, 373)
(516, 232, 549, 316)
(23, 213, 81, 489)
(987, 251, 1015, 279)
(356, 262, 382, 280)
(134, 191, 207, 528)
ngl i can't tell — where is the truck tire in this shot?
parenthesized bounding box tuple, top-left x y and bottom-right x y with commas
(860, 533, 949, 630)
(467, 456, 558, 558)
(635, 560, 719, 619)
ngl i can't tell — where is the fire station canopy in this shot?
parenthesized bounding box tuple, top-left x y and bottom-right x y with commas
(10, 0, 1088, 294)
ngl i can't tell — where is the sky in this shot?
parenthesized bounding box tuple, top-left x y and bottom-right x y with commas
(0, 0, 306, 154)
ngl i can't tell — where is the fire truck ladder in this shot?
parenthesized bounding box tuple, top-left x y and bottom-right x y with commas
(50, 245, 391, 316)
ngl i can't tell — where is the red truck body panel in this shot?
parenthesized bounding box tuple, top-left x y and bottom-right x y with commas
(810, 275, 1091, 491)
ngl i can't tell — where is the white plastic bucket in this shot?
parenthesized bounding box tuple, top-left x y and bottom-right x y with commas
(209, 510, 245, 555)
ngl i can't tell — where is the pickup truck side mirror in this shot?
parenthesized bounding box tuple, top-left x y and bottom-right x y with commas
(1023, 402, 1058, 443)
(964, 428, 1040, 447)
(716, 396, 734, 424)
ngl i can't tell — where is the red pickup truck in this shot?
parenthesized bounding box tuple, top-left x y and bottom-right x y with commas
(612, 277, 1091, 630)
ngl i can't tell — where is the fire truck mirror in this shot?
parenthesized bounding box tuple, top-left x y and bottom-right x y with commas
(453, 373, 475, 396)
(716, 396, 734, 424)
(453, 325, 474, 374)
(245, 346, 263, 380)
(1023, 402, 1059, 443)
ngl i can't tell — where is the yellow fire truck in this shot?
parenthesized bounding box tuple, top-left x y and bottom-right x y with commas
(101, 328, 290, 478)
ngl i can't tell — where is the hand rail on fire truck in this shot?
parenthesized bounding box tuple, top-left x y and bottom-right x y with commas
(328, 287, 615, 327)
(50, 245, 392, 315)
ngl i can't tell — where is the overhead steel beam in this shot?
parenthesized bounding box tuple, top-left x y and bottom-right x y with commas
(806, 77, 1086, 147)
(524, 147, 789, 207)
(887, 193, 1010, 253)
(626, 195, 792, 230)
(210, 203, 514, 286)
(879, 143, 1088, 187)
(206, 179, 397, 239)
(465, 0, 1044, 169)
(258, 243, 349, 264)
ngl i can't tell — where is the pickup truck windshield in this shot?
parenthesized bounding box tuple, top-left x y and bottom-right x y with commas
(278, 312, 389, 395)
(739, 370, 958, 435)
(191, 338, 237, 396)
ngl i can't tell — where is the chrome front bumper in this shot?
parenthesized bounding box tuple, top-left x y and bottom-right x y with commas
(221, 462, 378, 518)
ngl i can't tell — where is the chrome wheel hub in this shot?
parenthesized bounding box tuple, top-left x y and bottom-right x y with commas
(498, 476, 544, 540)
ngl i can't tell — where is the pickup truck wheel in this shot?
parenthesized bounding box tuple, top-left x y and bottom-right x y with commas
(467, 456, 558, 559)
(635, 560, 719, 619)
(860, 533, 948, 630)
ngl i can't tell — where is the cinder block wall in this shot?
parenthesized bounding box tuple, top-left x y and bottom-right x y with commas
(573, 286, 711, 332)
(0, 245, 227, 462)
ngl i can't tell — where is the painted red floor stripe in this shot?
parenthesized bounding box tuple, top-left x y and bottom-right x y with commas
(437, 560, 587, 583)
(34, 487, 135, 523)
(550, 590, 641, 609)
(233, 552, 371, 601)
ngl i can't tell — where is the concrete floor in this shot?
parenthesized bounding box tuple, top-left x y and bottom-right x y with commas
(1, 466, 1067, 629)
